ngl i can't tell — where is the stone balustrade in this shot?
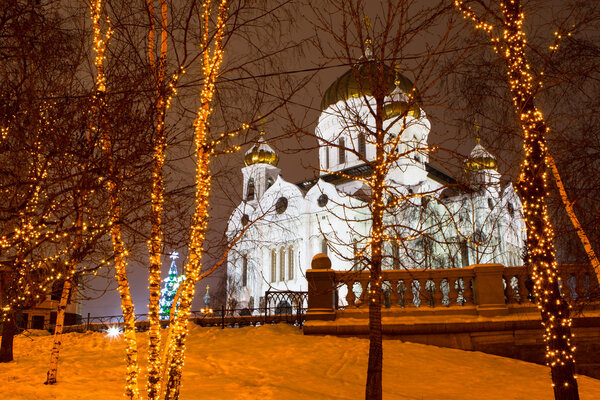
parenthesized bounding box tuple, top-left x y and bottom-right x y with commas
(306, 254, 599, 320)
(304, 254, 600, 379)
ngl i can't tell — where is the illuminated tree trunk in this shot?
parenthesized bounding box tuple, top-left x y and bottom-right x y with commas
(456, 1, 579, 398)
(146, 0, 169, 398)
(109, 200, 140, 400)
(160, 1, 228, 399)
(91, 1, 140, 398)
(44, 280, 71, 384)
(46, 195, 87, 384)
(546, 154, 600, 281)
(366, 102, 385, 400)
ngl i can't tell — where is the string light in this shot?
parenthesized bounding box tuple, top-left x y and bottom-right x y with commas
(91, 0, 140, 398)
(159, 1, 229, 398)
(146, 0, 178, 397)
(455, 1, 579, 396)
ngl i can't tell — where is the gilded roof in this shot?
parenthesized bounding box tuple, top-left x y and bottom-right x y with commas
(244, 137, 279, 167)
(320, 61, 415, 111)
(464, 143, 497, 172)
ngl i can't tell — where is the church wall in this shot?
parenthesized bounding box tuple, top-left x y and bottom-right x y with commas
(228, 77, 526, 308)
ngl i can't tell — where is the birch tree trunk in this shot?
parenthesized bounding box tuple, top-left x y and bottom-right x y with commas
(91, 1, 140, 398)
(546, 154, 600, 281)
(146, 0, 169, 398)
(161, 2, 228, 398)
(44, 280, 71, 384)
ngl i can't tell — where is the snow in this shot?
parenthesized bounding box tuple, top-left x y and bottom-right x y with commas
(2, 323, 600, 399)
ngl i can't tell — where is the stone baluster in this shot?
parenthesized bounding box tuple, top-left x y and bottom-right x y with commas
(517, 271, 529, 304)
(403, 278, 414, 308)
(415, 278, 426, 308)
(446, 277, 457, 305)
(345, 280, 356, 306)
(575, 271, 587, 300)
(396, 280, 406, 307)
(503, 275, 514, 304)
(359, 280, 369, 306)
(463, 276, 474, 305)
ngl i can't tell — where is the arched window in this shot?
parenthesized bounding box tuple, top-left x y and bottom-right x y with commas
(321, 238, 328, 255)
(247, 178, 255, 201)
(338, 138, 346, 164)
(460, 240, 469, 267)
(270, 249, 276, 283)
(242, 255, 248, 287)
(358, 132, 366, 158)
(279, 248, 285, 282)
(322, 147, 330, 170)
(288, 246, 294, 280)
(353, 240, 359, 271)
(423, 237, 433, 267)
(507, 202, 515, 218)
(391, 240, 400, 269)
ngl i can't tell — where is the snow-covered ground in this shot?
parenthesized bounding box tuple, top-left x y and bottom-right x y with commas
(2, 323, 600, 399)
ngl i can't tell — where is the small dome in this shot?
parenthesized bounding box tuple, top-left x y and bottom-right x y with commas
(320, 61, 414, 111)
(464, 142, 497, 172)
(244, 137, 279, 167)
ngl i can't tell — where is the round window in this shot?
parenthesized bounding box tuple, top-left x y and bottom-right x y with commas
(317, 194, 328, 207)
(275, 197, 288, 214)
(241, 214, 250, 226)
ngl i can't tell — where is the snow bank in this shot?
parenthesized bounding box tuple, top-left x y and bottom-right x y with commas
(1, 323, 599, 399)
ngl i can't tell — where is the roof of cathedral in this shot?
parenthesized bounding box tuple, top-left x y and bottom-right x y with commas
(295, 163, 455, 192)
(244, 136, 279, 167)
(320, 61, 415, 111)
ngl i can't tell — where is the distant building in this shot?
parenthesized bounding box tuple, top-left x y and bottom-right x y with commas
(0, 263, 81, 331)
(18, 286, 82, 331)
(226, 62, 526, 310)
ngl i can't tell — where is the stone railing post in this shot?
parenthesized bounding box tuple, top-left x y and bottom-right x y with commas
(306, 254, 336, 321)
(472, 264, 509, 317)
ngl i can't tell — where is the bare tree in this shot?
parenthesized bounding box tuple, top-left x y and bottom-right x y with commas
(298, 1, 473, 398)
(0, 0, 110, 364)
(453, 1, 600, 398)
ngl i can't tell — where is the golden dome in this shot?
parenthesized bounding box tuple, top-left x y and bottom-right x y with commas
(383, 100, 421, 120)
(244, 137, 279, 167)
(320, 61, 415, 111)
(464, 143, 497, 172)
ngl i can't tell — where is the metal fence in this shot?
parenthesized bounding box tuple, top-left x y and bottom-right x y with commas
(60, 291, 308, 333)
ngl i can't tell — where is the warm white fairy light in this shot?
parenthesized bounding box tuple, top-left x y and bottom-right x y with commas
(455, 1, 579, 396)
(159, 1, 229, 399)
(90, 0, 140, 398)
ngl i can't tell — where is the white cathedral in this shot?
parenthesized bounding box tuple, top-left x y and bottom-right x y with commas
(226, 62, 526, 310)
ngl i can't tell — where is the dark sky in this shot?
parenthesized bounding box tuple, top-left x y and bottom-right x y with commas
(80, 0, 593, 317)
(81, 0, 490, 317)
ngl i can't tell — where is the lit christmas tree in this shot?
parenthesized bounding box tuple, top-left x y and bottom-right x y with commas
(159, 252, 185, 320)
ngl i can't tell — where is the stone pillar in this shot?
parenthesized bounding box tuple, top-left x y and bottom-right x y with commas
(472, 263, 509, 317)
(306, 254, 336, 321)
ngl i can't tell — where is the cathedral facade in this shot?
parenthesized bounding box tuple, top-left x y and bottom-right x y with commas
(226, 63, 526, 310)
